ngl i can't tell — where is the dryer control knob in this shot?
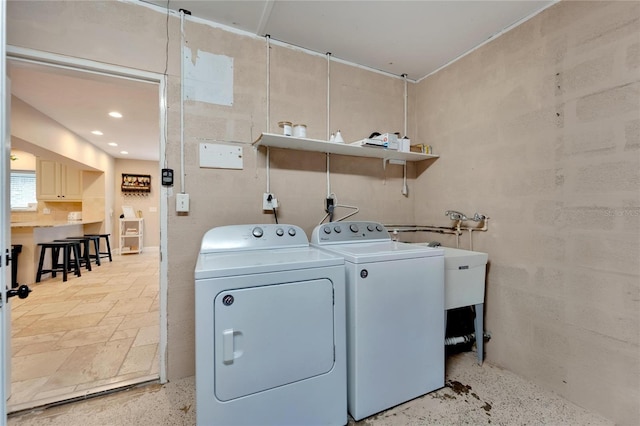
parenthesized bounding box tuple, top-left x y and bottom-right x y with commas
(376, 225, 384, 232)
(252, 227, 264, 238)
(367, 224, 375, 232)
(323, 226, 331, 235)
(276, 228, 284, 236)
(334, 226, 342, 233)
(288, 227, 297, 236)
(349, 224, 359, 233)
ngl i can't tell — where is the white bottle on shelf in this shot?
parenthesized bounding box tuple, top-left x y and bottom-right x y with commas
(334, 130, 344, 143)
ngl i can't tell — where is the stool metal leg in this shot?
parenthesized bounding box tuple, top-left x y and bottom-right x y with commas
(474, 303, 484, 365)
(36, 245, 47, 283)
(104, 236, 112, 262)
(70, 243, 81, 277)
(61, 245, 68, 282)
(82, 239, 92, 271)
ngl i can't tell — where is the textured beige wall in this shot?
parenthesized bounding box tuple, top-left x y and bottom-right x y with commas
(8, 1, 638, 424)
(113, 159, 160, 250)
(414, 1, 639, 424)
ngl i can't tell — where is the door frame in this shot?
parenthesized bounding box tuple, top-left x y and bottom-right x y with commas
(5, 46, 169, 386)
(1, 0, 10, 419)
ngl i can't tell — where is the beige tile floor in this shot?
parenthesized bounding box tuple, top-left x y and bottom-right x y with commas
(8, 249, 160, 413)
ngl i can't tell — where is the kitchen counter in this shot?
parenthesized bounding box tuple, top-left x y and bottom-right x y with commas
(11, 220, 104, 284)
(11, 220, 102, 228)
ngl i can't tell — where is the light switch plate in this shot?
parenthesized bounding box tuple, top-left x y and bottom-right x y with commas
(176, 193, 190, 212)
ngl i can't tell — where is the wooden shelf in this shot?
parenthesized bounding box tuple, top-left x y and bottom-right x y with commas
(253, 133, 438, 163)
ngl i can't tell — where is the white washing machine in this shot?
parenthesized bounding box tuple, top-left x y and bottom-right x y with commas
(195, 224, 347, 425)
(311, 221, 445, 421)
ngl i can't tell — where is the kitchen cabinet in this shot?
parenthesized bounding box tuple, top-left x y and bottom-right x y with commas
(120, 218, 143, 254)
(36, 159, 83, 201)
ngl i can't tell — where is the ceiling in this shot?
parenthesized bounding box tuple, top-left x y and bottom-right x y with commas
(8, 60, 160, 162)
(8, 0, 554, 163)
(145, 0, 555, 79)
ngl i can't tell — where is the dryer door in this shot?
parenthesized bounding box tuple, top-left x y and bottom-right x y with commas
(214, 278, 335, 401)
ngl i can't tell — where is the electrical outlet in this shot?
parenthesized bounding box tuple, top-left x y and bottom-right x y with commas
(263, 193, 278, 210)
(325, 197, 334, 213)
(176, 193, 190, 212)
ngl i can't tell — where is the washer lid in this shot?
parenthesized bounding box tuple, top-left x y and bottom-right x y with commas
(314, 241, 444, 263)
(195, 246, 344, 279)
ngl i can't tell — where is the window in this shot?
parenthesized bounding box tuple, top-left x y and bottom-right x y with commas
(11, 171, 37, 210)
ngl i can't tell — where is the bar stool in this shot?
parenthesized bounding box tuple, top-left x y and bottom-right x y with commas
(54, 240, 83, 278)
(36, 241, 80, 283)
(61, 237, 92, 271)
(84, 233, 112, 262)
(66, 236, 99, 268)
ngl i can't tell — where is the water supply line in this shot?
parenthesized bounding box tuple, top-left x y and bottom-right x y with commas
(467, 213, 489, 251)
(445, 332, 492, 346)
(445, 333, 475, 346)
(386, 212, 490, 250)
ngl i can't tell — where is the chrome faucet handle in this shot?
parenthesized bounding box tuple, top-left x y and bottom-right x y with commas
(445, 210, 467, 221)
(472, 213, 487, 222)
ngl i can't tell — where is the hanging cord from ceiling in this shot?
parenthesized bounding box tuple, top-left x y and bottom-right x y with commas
(265, 35, 271, 195)
(179, 8, 187, 195)
(402, 73, 409, 197)
(326, 52, 332, 199)
(162, 1, 170, 170)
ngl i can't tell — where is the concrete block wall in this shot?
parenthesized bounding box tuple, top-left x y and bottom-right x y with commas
(414, 1, 639, 424)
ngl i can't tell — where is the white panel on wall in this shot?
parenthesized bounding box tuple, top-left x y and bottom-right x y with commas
(199, 143, 243, 169)
(184, 48, 233, 106)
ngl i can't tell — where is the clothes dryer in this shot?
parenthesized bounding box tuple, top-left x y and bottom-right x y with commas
(195, 224, 347, 425)
(311, 221, 444, 421)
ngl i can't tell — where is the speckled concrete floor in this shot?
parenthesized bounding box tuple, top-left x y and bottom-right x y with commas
(8, 351, 612, 426)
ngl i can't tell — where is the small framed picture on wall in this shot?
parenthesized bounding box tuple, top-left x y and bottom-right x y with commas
(121, 173, 151, 193)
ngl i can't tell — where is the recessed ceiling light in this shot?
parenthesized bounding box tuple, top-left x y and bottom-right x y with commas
(109, 111, 123, 118)
(91, 130, 103, 136)
(120, 151, 129, 155)
(108, 142, 118, 147)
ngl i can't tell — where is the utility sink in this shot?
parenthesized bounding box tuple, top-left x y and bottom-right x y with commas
(440, 247, 488, 310)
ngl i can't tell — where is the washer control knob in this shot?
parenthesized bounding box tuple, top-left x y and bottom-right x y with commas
(349, 224, 359, 233)
(376, 224, 384, 232)
(334, 226, 342, 233)
(288, 227, 296, 236)
(252, 227, 264, 238)
(276, 228, 284, 236)
(323, 226, 331, 235)
(367, 224, 375, 232)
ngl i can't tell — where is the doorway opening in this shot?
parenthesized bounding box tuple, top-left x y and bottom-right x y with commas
(5, 51, 167, 412)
